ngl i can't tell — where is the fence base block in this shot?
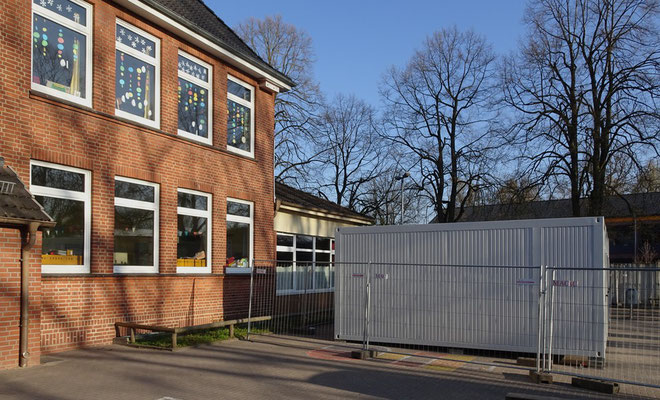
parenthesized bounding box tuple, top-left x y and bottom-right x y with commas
(517, 357, 537, 367)
(529, 371, 553, 384)
(351, 350, 379, 360)
(571, 377, 619, 394)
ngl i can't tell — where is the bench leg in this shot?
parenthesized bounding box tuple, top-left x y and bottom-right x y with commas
(172, 333, 177, 350)
(229, 324, 235, 338)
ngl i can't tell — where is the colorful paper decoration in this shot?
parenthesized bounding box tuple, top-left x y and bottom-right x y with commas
(178, 78, 208, 137)
(115, 51, 154, 120)
(227, 100, 250, 149)
(32, 14, 85, 97)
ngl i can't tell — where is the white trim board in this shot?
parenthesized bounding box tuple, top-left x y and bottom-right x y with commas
(113, 0, 292, 92)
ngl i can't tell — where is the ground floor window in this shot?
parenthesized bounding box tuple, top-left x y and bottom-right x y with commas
(113, 177, 159, 273)
(226, 199, 253, 268)
(30, 160, 91, 273)
(276, 233, 334, 294)
(177, 189, 211, 273)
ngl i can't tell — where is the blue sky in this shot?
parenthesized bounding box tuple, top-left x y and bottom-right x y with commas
(208, 0, 528, 107)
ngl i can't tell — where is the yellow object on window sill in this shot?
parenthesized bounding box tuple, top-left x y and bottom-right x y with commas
(42, 254, 82, 265)
(177, 259, 206, 267)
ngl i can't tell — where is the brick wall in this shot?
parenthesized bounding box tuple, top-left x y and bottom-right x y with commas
(40, 275, 224, 353)
(0, 228, 43, 369)
(0, 0, 277, 363)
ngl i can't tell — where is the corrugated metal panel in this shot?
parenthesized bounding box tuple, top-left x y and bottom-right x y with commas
(335, 217, 608, 357)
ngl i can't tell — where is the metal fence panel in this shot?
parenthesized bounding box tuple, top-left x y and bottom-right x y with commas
(548, 266, 660, 389)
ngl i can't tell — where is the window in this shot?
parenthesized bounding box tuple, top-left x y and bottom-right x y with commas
(30, 160, 91, 273)
(226, 199, 253, 268)
(276, 234, 335, 294)
(178, 51, 212, 144)
(114, 177, 159, 273)
(227, 75, 254, 157)
(177, 189, 211, 273)
(115, 19, 160, 128)
(31, 0, 93, 107)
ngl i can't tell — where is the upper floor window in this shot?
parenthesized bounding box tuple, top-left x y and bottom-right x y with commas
(31, 0, 93, 107)
(178, 51, 212, 145)
(30, 160, 91, 274)
(115, 19, 160, 128)
(227, 75, 254, 157)
(114, 177, 159, 273)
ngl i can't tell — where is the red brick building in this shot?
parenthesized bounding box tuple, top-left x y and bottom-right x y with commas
(0, 0, 293, 369)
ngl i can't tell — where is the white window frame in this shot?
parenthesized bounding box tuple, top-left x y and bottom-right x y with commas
(114, 19, 161, 129)
(276, 234, 335, 295)
(226, 198, 254, 266)
(113, 176, 159, 273)
(177, 50, 213, 145)
(226, 75, 255, 158)
(31, 0, 93, 108)
(30, 160, 92, 274)
(177, 188, 212, 274)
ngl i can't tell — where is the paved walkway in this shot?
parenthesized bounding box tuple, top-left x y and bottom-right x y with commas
(0, 335, 657, 400)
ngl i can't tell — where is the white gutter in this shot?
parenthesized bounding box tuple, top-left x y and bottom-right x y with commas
(113, 0, 292, 92)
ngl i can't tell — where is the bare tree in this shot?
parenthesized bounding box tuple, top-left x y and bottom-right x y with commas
(580, 0, 660, 215)
(506, 0, 660, 216)
(309, 94, 386, 210)
(381, 27, 498, 222)
(235, 15, 323, 183)
(502, 0, 589, 216)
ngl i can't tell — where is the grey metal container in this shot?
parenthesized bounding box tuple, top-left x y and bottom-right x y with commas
(334, 217, 609, 358)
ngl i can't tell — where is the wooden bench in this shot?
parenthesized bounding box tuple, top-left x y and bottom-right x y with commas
(115, 315, 272, 350)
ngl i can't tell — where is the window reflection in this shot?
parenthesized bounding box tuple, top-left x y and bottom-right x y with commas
(36, 196, 84, 265)
(114, 206, 154, 266)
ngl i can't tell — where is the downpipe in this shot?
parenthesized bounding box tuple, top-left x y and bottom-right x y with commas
(19, 222, 39, 368)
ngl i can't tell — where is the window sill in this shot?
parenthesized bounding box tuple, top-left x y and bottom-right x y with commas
(30, 88, 95, 113)
(226, 146, 255, 160)
(225, 267, 253, 275)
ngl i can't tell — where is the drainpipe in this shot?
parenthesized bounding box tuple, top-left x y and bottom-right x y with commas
(19, 222, 40, 368)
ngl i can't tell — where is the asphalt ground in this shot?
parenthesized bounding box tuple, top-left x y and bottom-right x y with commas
(1, 334, 658, 400)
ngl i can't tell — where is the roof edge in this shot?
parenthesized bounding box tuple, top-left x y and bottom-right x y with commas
(114, 0, 295, 90)
(278, 201, 373, 225)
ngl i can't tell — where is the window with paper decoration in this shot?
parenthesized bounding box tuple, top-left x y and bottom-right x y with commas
(227, 76, 254, 157)
(178, 52, 212, 144)
(115, 20, 160, 127)
(31, 0, 92, 106)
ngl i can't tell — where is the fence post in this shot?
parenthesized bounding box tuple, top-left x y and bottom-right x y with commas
(362, 261, 372, 351)
(547, 267, 557, 371)
(536, 264, 546, 373)
(247, 260, 255, 341)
